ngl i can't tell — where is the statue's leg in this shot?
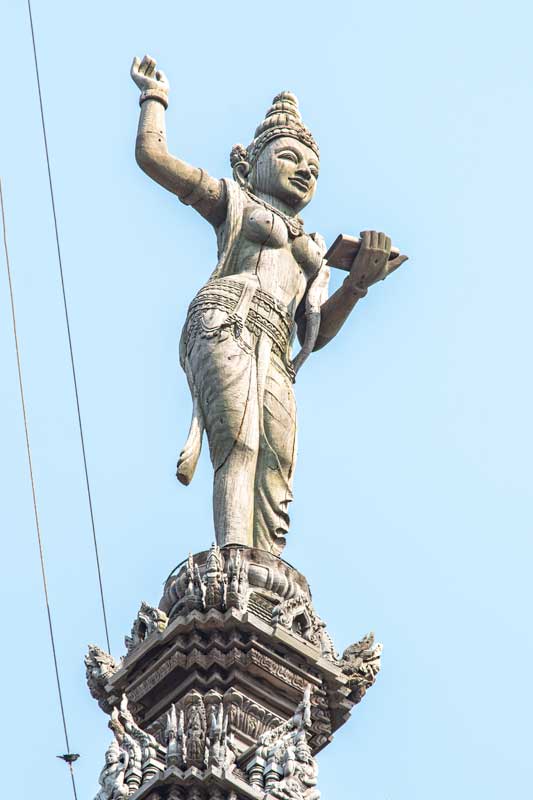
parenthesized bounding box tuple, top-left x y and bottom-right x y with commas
(253, 354, 297, 555)
(188, 327, 259, 547)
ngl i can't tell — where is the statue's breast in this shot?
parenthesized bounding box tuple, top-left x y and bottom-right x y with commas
(291, 233, 324, 279)
(242, 206, 289, 248)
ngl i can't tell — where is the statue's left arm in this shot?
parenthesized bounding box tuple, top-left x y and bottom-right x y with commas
(299, 230, 407, 350)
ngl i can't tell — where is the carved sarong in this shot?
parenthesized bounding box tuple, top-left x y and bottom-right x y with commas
(179, 277, 296, 554)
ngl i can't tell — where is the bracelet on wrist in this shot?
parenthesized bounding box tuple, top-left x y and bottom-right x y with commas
(139, 89, 169, 110)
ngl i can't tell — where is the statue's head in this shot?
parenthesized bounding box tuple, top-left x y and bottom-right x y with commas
(231, 92, 319, 212)
(295, 741, 313, 763)
(105, 739, 121, 766)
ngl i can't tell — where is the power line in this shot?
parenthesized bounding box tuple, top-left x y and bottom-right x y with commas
(26, 0, 111, 653)
(1, 177, 79, 800)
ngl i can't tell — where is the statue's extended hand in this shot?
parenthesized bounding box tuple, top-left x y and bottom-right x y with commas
(130, 54, 169, 97)
(347, 230, 408, 290)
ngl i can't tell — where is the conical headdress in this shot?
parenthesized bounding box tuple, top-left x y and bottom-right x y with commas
(231, 91, 319, 170)
(106, 737, 121, 760)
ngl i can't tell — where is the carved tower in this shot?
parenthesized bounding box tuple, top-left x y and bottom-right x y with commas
(87, 545, 381, 799)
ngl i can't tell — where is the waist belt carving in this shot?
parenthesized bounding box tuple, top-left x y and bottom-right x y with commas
(186, 279, 295, 368)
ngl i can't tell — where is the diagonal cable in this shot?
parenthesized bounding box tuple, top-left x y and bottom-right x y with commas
(26, 0, 111, 653)
(1, 177, 79, 799)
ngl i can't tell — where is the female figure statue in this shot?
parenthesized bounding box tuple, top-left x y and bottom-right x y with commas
(131, 56, 406, 556)
(94, 739, 129, 800)
(270, 741, 321, 800)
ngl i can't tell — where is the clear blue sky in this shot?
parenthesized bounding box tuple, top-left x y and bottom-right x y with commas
(1, 1, 532, 797)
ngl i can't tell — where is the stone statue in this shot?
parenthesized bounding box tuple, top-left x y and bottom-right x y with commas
(247, 684, 320, 798)
(94, 738, 129, 800)
(269, 741, 321, 800)
(131, 55, 407, 555)
(85, 644, 119, 713)
(186, 696, 207, 767)
(340, 632, 383, 704)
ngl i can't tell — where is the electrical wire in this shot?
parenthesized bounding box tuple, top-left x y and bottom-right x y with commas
(26, 0, 111, 653)
(1, 177, 79, 799)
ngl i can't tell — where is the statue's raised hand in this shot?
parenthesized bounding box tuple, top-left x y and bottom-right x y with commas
(131, 55, 169, 106)
(348, 230, 408, 290)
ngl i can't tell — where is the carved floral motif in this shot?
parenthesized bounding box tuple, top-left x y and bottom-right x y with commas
(224, 688, 282, 743)
(248, 650, 307, 690)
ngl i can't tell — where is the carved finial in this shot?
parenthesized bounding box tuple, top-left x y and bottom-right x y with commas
(253, 91, 302, 139)
(85, 645, 118, 713)
(119, 693, 129, 716)
(340, 632, 383, 704)
(166, 704, 179, 768)
(167, 704, 177, 736)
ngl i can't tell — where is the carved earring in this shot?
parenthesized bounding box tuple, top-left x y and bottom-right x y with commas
(234, 162, 251, 188)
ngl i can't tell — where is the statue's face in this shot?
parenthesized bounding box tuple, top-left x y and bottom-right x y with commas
(250, 136, 319, 211)
(105, 751, 118, 766)
(296, 745, 312, 763)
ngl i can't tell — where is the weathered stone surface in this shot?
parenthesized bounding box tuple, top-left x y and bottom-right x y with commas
(88, 547, 381, 797)
(101, 693, 320, 800)
(339, 632, 383, 705)
(130, 55, 407, 556)
(161, 548, 313, 627)
(243, 687, 320, 798)
(126, 603, 169, 656)
(88, 53, 398, 797)
(94, 737, 129, 800)
(86, 644, 120, 714)
(122, 766, 262, 800)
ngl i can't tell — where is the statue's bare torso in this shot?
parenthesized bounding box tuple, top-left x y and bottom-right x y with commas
(221, 200, 323, 314)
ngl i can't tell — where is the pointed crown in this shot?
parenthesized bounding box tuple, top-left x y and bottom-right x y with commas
(231, 91, 319, 170)
(106, 738, 121, 760)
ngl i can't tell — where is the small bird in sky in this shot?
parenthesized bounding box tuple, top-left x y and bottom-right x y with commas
(57, 754, 80, 764)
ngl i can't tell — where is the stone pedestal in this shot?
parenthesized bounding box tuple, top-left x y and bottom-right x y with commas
(87, 546, 382, 799)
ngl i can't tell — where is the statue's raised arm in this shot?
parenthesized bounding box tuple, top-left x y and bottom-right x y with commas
(131, 55, 227, 227)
